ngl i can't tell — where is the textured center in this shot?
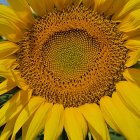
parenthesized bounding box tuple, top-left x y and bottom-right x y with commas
(17, 5, 128, 107)
(43, 29, 99, 81)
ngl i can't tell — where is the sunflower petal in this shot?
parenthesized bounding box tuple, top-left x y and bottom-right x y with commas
(24, 102, 52, 140)
(0, 56, 16, 69)
(53, 0, 66, 11)
(79, 103, 110, 140)
(119, 9, 140, 32)
(7, 0, 34, 27)
(0, 79, 16, 95)
(0, 18, 23, 42)
(10, 70, 29, 90)
(100, 103, 120, 134)
(112, 92, 140, 138)
(83, 0, 94, 8)
(125, 50, 140, 67)
(93, 0, 113, 13)
(105, 0, 128, 16)
(116, 81, 140, 117)
(0, 58, 16, 79)
(11, 96, 44, 138)
(100, 96, 138, 139)
(0, 115, 17, 140)
(0, 41, 19, 59)
(64, 107, 87, 140)
(73, 0, 82, 6)
(123, 68, 140, 87)
(113, 0, 140, 21)
(44, 0, 54, 12)
(44, 104, 64, 140)
(0, 5, 25, 28)
(0, 89, 32, 126)
(125, 36, 140, 50)
(27, 0, 47, 16)
(0, 116, 17, 140)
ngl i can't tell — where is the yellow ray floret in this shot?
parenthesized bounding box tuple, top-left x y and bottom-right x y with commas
(79, 103, 110, 140)
(23, 102, 52, 140)
(64, 108, 87, 140)
(100, 95, 139, 139)
(44, 104, 64, 140)
(116, 81, 140, 118)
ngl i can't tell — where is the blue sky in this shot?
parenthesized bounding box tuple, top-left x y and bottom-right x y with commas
(0, 0, 8, 5)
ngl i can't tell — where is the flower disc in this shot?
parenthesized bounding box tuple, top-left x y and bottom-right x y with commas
(17, 5, 128, 107)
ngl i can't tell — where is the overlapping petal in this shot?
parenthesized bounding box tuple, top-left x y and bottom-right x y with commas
(64, 107, 87, 140)
(0, 79, 16, 95)
(123, 68, 140, 87)
(44, 104, 64, 140)
(119, 9, 140, 32)
(0, 18, 24, 42)
(100, 96, 139, 139)
(0, 5, 25, 28)
(0, 89, 32, 126)
(0, 41, 19, 59)
(27, 0, 47, 16)
(11, 96, 44, 138)
(0, 115, 18, 140)
(125, 50, 140, 67)
(113, 0, 140, 21)
(116, 81, 140, 117)
(79, 103, 110, 140)
(23, 102, 52, 140)
(7, 0, 34, 28)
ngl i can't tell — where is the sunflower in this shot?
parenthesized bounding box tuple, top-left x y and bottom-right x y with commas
(0, 0, 140, 139)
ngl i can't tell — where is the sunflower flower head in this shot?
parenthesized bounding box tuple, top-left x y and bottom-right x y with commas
(0, 0, 140, 140)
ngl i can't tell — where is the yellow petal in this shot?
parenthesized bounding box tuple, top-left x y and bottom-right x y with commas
(53, 0, 66, 11)
(100, 103, 120, 134)
(119, 9, 140, 32)
(83, 0, 94, 8)
(53, 0, 74, 11)
(100, 96, 138, 139)
(125, 36, 140, 50)
(123, 29, 140, 39)
(0, 56, 16, 69)
(0, 58, 16, 79)
(0, 5, 25, 28)
(10, 70, 29, 90)
(44, 104, 64, 140)
(0, 79, 16, 95)
(0, 115, 17, 140)
(0, 41, 19, 59)
(125, 50, 140, 67)
(105, 0, 128, 16)
(64, 107, 87, 140)
(23, 102, 52, 140)
(112, 92, 140, 139)
(0, 18, 23, 42)
(44, 0, 54, 12)
(0, 64, 10, 78)
(27, 0, 47, 16)
(0, 89, 32, 126)
(113, 0, 140, 21)
(116, 81, 140, 117)
(73, 0, 82, 6)
(93, 0, 113, 13)
(123, 68, 140, 87)
(11, 96, 44, 138)
(7, 0, 34, 28)
(79, 103, 110, 140)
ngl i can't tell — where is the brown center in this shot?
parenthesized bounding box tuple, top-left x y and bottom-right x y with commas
(16, 5, 128, 107)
